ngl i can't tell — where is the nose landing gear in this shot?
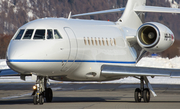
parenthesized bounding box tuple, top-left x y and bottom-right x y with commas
(32, 76, 53, 105)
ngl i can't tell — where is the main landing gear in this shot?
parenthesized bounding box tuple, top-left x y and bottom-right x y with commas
(32, 76, 53, 105)
(134, 76, 156, 103)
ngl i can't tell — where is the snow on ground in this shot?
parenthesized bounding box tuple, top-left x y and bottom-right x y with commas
(0, 57, 180, 84)
(168, 0, 179, 9)
(0, 59, 9, 69)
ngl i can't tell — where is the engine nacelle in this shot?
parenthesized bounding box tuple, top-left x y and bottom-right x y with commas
(137, 22, 174, 52)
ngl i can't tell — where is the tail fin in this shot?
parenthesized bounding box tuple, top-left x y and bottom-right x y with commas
(117, 0, 146, 29)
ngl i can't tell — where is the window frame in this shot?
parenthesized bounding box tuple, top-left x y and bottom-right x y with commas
(106, 38, 109, 46)
(33, 29, 46, 40)
(84, 37, 87, 45)
(13, 29, 63, 40)
(14, 29, 25, 40)
(46, 29, 54, 40)
(22, 29, 35, 40)
(54, 29, 62, 39)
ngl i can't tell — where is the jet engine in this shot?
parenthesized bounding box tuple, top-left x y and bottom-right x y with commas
(137, 22, 174, 52)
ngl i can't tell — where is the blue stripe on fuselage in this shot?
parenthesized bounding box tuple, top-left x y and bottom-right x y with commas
(7, 59, 136, 64)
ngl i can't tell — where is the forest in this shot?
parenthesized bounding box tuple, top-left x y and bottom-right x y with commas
(0, 0, 180, 59)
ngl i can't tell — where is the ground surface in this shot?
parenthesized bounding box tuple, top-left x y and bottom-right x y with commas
(0, 83, 180, 109)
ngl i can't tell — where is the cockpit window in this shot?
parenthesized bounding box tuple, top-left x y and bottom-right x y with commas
(15, 29, 25, 40)
(47, 29, 53, 39)
(23, 29, 34, 39)
(54, 29, 62, 39)
(33, 29, 45, 39)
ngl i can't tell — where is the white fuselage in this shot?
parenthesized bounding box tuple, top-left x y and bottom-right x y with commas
(6, 18, 137, 81)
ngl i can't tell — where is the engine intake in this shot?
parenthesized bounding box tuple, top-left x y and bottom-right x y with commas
(137, 22, 174, 52)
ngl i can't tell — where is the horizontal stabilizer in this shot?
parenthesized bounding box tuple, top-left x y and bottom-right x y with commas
(71, 8, 125, 17)
(134, 6, 180, 13)
(101, 65, 180, 77)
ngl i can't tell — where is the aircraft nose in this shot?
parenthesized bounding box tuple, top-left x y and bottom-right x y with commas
(6, 42, 26, 73)
(6, 40, 42, 74)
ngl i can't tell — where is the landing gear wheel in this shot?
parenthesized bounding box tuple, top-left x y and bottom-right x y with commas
(39, 95, 44, 105)
(45, 88, 53, 102)
(33, 95, 38, 105)
(134, 88, 141, 102)
(143, 88, 150, 102)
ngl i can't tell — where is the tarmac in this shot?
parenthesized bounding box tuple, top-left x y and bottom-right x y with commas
(0, 83, 180, 109)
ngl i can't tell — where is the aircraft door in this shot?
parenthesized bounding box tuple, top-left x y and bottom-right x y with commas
(61, 27, 78, 72)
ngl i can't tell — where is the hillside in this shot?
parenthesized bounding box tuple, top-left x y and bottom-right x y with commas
(0, 0, 180, 58)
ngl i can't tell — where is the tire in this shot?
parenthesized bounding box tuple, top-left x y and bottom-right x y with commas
(134, 88, 141, 102)
(33, 95, 38, 105)
(39, 95, 44, 105)
(143, 88, 150, 102)
(45, 88, 53, 102)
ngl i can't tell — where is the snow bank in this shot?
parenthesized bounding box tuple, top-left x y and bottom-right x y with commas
(0, 59, 9, 69)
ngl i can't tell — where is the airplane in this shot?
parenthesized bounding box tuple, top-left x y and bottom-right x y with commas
(1, 0, 180, 105)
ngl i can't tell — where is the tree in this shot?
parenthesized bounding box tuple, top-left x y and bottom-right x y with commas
(68, 0, 74, 5)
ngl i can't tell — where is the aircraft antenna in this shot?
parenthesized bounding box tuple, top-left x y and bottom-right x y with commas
(68, 11, 72, 20)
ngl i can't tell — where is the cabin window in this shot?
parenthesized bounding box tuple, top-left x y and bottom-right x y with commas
(15, 29, 25, 40)
(47, 29, 53, 39)
(110, 38, 113, 46)
(91, 37, 94, 45)
(54, 29, 62, 39)
(33, 29, 45, 39)
(102, 38, 105, 46)
(88, 37, 90, 45)
(106, 38, 109, 46)
(23, 29, 34, 39)
(84, 37, 87, 45)
(98, 37, 101, 46)
(95, 37, 98, 45)
(114, 38, 116, 45)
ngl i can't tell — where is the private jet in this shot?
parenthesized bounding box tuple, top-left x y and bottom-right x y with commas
(2, 0, 180, 105)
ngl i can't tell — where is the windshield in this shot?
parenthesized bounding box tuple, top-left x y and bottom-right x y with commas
(47, 29, 53, 39)
(23, 29, 34, 39)
(33, 29, 45, 39)
(14, 29, 25, 40)
(14, 29, 62, 40)
(54, 29, 62, 39)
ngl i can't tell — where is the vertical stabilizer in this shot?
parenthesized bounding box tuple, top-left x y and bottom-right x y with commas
(117, 0, 146, 29)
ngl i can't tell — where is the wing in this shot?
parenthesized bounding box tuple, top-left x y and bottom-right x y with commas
(0, 69, 20, 76)
(101, 65, 180, 78)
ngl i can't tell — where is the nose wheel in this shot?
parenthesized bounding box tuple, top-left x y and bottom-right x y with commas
(33, 95, 38, 105)
(32, 76, 53, 105)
